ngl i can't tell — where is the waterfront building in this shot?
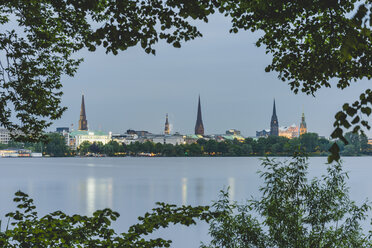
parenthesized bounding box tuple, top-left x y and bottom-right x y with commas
(69, 130, 112, 149)
(55, 127, 70, 145)
(300, 112, 307, 135)
(56, 127, 69, 133)
(226, 129, 241, 136)
(78, 94, 88, 131)
(0, 128, 23, 144)
(152, 134, 185, 145)
(270, 99, 279, 136)
(221, 134, 245, 142)
(164, 114, 170, 135)
(185, 134, 202, 144)
(279, 125, 299, 139)
(111, 133, 138, 145)
(256, 129, 270, 138)
(126, 129, 151, 137)
(195, 96, 205, 135)
(0, 128, 11, 144)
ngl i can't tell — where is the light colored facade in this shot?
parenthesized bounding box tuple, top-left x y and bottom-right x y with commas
(69, 130, 112, 149)
(111, 133, 138, 145)
(221, 134, 245, 142)
(152, 135, 185, 145)
(0, 128, 11, 144)
(279, 125, 299, 139)
(226, 129, 241, 136)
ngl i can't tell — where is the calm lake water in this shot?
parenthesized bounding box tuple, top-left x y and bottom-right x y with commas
(0, 157, 371, 247)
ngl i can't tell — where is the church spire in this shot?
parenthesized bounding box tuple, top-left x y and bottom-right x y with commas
(195, 95, 204, 135)
(78, 94, 88, 131)
(164, 113, 170, 135)
(300, 112, 307, 136)
(272, 99, 277, 117)
(270, 99, 279, 136)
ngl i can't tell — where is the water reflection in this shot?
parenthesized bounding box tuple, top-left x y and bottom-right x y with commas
(228, 177, 235, 202)
(80, 177, 113, 215)
(195, 178, 204, 205)
(182, 177, 188, 205)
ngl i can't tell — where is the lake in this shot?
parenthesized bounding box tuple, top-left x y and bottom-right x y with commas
(0, 157, 371, 247)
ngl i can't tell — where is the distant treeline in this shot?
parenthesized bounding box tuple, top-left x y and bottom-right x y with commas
(1, 132, 370, 157)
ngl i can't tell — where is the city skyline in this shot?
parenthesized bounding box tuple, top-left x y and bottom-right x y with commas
(49, 14, 371, 137)
(65, 93, 310, 137)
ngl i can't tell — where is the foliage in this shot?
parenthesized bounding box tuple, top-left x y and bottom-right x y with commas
(78, 141, 92, 155)
(79, 135, 336, 157)
(202, 155, 372, 248)
(0, 132, 71, 156)
(0, 0, 215, 141)
(3, 132, 369, 157)
(215, 0, 372, 162)
(42, 133, 70, 157)
(0, 191, 213, 248)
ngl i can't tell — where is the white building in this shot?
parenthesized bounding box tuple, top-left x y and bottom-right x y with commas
(0, 128, 11, 144)
(111, 133, 139, 145)
(152, 135, 185, 145)
(69, 130, 112, 149)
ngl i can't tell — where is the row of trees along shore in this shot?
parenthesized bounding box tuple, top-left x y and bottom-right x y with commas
(1, 132, 371, 157)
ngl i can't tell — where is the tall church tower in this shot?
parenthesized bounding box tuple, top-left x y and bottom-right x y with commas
(270, 99, 279, 136)
(194, 96, 205, 135)
(300, 112, 307, 136)
(78, 94, 88, 131)
(164, 113, 170, 135)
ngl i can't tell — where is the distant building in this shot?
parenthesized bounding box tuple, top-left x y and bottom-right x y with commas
(256, 129, 270, 138)
(69, 130, 112, 149)
(195, 96, 205, 135)
(0, 128, 11, 144)
(226, 129, 241, 136)
(126, 129, 150, 137)
(185, 134, 202, 144)
(152, 134, 185, 145)
(111, 133, 138, 145)
(55, 127, 70, 146)
(126, 129, 136, 135)
(78, 94, 88, 131)
(221, 134, 245, 142)
(270, 99, 279, 136)
(279, 125, 299, 139)
(299, 112, 307, 136)
(164, 114, 170, 135)
(56, 127, 69, 133)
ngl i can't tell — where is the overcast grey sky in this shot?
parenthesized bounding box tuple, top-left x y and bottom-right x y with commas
(51, 14, 371, 137)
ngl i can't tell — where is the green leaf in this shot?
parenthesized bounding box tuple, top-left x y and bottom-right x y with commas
(328, 143, 340, 163)
(173, 41, 181, 48)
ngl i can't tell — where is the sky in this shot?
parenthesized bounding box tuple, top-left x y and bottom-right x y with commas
(51, 14, 371, 137)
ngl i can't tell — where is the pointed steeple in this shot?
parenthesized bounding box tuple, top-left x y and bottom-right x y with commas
(195, 95, 204, 135)
(164, 113, 170, 135)
(270, 99, 279, 136)
(300, 112, 307, 136)
(78, 94, 88, 131)
(80, 94, 86, 117)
